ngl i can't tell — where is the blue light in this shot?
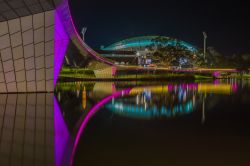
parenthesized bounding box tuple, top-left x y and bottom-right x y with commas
(106, 99, 195, 119)
(103, 36, 197, 52)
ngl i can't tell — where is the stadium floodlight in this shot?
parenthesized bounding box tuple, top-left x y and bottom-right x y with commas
(81, 27, 87, 41)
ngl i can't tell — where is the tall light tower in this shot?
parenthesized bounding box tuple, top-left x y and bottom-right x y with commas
(203, 31, 207, 61)
(81, 27, 87, 42)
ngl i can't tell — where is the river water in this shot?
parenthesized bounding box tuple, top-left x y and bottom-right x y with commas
(55, 79, 250, 166)
(0, 80, 249, 166)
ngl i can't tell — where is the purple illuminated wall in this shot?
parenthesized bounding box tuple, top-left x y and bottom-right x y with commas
(53, 1, 119, 165)
(53, 0, 116, 86)
(54, 8, 70, 86)
(54, 97, 70, 166)
(55, 0, 114, 66)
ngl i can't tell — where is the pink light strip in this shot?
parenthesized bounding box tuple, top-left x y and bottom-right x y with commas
(58, 0, 114, 66)
(54, 0, 116, 86)
(70, 88, 131, 165)
(54, 97, 70, 166)
(54, 6, 70, 86)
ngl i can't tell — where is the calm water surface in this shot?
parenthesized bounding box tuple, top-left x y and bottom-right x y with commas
(55, 80, 250, 166)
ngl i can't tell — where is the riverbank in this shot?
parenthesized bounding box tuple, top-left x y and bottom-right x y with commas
(59, 68, 250, 81)
(59, 73, 211, 82)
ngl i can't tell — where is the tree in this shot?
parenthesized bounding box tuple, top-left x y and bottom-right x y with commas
(149, 37, 196, 66)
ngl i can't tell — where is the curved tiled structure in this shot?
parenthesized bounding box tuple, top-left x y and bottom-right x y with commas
(0, 0, 58, 93)
(0, 0, 114, 93)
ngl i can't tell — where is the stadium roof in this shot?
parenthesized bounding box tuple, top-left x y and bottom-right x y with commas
(103, 36, 197, 52)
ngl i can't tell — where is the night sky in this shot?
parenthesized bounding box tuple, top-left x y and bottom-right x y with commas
(69, 0, 250, 56)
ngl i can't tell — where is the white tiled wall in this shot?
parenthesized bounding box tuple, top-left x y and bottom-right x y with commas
(0, 10, 55, 93)
(0, 94, 54, 166)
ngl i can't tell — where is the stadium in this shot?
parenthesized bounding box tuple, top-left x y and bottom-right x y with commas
(98, 36, 198, 66)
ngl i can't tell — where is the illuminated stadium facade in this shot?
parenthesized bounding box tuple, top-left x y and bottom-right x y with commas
(103, 36, 197, 52)
(100, 36, 198, 65)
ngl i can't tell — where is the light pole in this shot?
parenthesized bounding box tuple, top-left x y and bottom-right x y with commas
(81, 27, 87, 42)
(202, 94, 206, 124)
(136, 52, 140, 66)
(203, 31, 207, 61)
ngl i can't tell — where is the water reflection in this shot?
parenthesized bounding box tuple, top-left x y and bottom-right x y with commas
(60, 80, 250, 166)
(1, 80, 248, 166)
(106, 85, 196, 120)
(55, 81, 239, 122)
(0, 93, 54, 166)
(54, 80, 249, 166)
(105, 83, 238, 120)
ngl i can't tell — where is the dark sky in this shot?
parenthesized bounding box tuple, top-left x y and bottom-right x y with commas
(69, 0, 250, 56)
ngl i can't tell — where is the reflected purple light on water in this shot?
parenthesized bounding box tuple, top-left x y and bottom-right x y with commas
(168, 83, 198, 92)
(70, 89, 131, 165)
(213, 79, 220, 85)
(112, 83, 117, 93)
(213, 71, 221, 78)
(112, 66, 117, 76)
(232, 83, 238, 92)
(60, 81, 240, 165)
(54, 97, 70, 166)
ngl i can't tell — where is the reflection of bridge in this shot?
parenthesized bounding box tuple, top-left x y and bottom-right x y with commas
(54, 81, 239, 165)
(0, 81, 240, 165)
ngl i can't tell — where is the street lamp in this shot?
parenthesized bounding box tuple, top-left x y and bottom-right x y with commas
(136, 52, 141, 65)
(203, 31, 207, 61)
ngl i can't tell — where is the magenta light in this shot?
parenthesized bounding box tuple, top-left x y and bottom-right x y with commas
(232, 83, 238, 92)
(57, 0, 114, 66)
(54, 8, 70, 87)
(112, 83, 117, 93)
(54, 0, 115, 87)
(213, 79, 220, 85)
(54, 97, 70, 166)
(168, 83, 198, 92)
(70, 89, 131, 165)
(112, 65, 117, 76)
(167, 84, 174, 91)
(213, 71, 221, 78)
